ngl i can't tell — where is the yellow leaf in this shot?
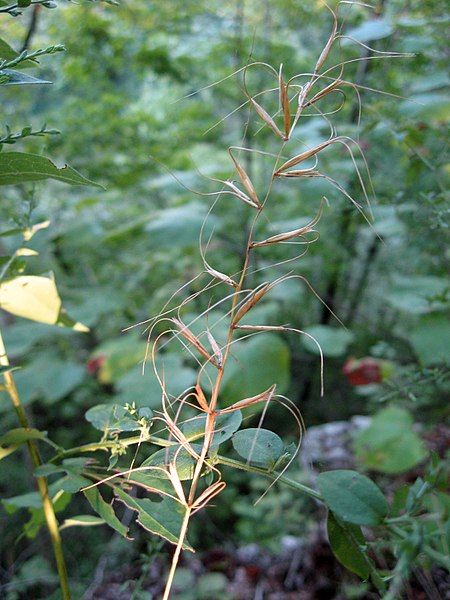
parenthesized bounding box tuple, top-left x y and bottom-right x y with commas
(0, 275, 61, 324)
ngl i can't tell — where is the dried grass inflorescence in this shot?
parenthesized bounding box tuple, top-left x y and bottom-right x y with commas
(97, 4, 409, 597)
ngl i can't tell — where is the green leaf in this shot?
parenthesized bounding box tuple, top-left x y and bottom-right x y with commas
(90, 334, 148, 384)
(301, 325, 354, 358)
(317, 470, 388, 526)
(232, 428, 284, 468)
(11, 354, 85, 405)
(116, 354, 196, 408)
(0, 69, 51, 86)
(220, 334, 290, 406)
(182, 410, 242, 449)
(327, 512, 370, 578)
(24, 491, 71, 539)
(58, 473, 91, 494)
(85, 403, 140, 433)
(407, 313, 450, 365)
(354, 406, 428, 474)
(0, 38, 20, 62)
(386, 276, 448, 314)
(3, 481, 70, 512)
(105, 202, 218, 247)
(345, 19, 393, 43)
(0, 427, 47, 460)
(83, 488, 129, 538)
(0, 152, 102, 187)
(34, 463, 64, 477)
(114, 487, 193, 550)
(144, 203, 218, 250)
(141, 444, 200, 481)
(60, 515, 106, 530)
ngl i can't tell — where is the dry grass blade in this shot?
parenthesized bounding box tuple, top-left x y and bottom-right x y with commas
(223, 180, 260, 209)
(231, 282, 272, 326)
(217, 384, 276, 414)
(168, 458, 187, 505)
(275, 138, 335, 174)
(171, 318, 220, 368)
(207, 329, 223, 368)
(251, 198, 325, 247)
(195, 383, 210, 413)
(250, 97, 286, 140)
(278, 64, 291, 139)
(305, 77, 342, 108)
(229, 148, 261, 207)
(205, 263, 239, 289)
(314, 2, 338, 73)
(192, 481, 226, 513)
(276, 169, 322, 179)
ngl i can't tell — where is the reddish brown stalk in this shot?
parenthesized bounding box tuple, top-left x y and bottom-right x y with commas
(171, 318, 220, 368)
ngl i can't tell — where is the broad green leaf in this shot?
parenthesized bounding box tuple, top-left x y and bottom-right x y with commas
(0, 276, 61, 324)
(386, 276, 448, 314)
(24, 492, 71, 539)
(345, 19, 393, 43)
(3, 490, 43, 512)
(0, 427, 47, 446)
(85, 403, 140, 433)
(302, 325, 354, 358)
(90, 334, 148, 384)
(3, 481, 70, 512)
(400, 92, 449, 121)
(0, 69, 51, 86)
(1, 320, 72, 356)
(114, 487, 193, 550)
(354, 406, 428, 474)
(220, 334, 290, 406)
(0, 152, 102, 187)
(0, 38, 20, 61)
(9, 354, 85, 405)
(84, 488, 129, 538)
(317, 470, 388, 526)
(34, 463, 65, 477)
(232, 428, 284, 468)
(116, 353, 196, 408)
(327, 512, 370, 579)
(407, 313, 450, 365)
(182, 410, 242, 449)
(105, 202, 218, 248)
(141, 444, 200, 481)
(0, 427, 49, 460)
(60, 515, 105, 530)
(58, 473, 91, 494)
(144, 203, 217, 249)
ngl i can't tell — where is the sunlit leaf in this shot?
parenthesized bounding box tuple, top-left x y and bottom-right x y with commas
(317, 470, 388, 526)
(0, 152, 102, 186)
(232, 428, 284, 468)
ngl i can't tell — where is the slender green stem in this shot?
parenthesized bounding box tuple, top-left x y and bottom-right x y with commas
(0, 328, 71, 600)
(216, 454, 322, 500)
(59, 434, 322, 501)
(388, 525, 450, 571)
